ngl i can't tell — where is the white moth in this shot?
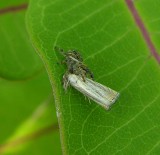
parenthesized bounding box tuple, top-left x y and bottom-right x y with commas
(67, 74, 119, 110)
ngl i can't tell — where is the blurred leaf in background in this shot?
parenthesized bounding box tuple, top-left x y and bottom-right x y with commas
(0, 0, 42, 80)
(0, 0, 61, 155)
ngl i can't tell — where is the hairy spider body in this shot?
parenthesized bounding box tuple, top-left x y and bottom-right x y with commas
(55, 47, 94, 90)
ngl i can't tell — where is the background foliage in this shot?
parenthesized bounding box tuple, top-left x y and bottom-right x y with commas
(0, 0, 61, 155)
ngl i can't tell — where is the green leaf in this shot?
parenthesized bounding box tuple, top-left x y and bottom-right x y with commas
(0, 1, 42, 80)
(26, 0, 160, 154)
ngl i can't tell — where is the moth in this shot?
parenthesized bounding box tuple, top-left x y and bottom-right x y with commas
(55, 47, 119, 110)
(68, 74, 119, 110)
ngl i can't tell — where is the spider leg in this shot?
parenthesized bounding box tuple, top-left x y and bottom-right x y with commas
(80, 64, 94, 80)
(63, 72, 70, 92)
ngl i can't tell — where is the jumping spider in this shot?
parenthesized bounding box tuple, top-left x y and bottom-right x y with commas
(55, 47, 94, 91)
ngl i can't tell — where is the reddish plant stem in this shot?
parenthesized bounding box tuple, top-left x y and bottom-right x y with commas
(126, 0, 160, 64)
(0, 3, 28, 15)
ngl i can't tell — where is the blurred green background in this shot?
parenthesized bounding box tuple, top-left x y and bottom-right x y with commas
(0, 1, 61, 155)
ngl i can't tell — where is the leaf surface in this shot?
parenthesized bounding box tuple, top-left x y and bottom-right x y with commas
(26, 0, 160, 154)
